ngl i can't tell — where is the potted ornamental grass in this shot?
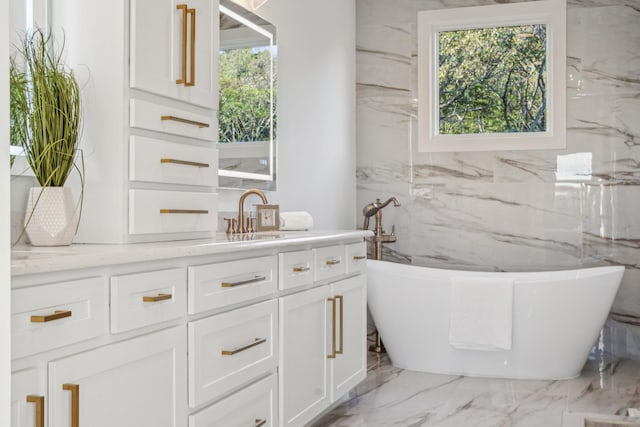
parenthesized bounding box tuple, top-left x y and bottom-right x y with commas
(11, 29, 84, 246)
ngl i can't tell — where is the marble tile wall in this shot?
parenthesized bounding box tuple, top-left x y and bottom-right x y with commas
(355, 0, 640, 319)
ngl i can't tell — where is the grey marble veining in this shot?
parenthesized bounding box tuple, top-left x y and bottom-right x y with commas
(355, 0, 640, 321)
(312, 348, 640, 426)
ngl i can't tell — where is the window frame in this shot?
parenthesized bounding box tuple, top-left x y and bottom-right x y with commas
(417, 0, 566, 152)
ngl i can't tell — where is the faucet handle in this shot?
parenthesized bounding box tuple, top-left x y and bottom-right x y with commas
(224, 217, 237, 234)
(245, 216, 255, 233)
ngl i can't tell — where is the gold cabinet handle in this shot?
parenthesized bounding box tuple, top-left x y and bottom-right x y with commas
(159, 209, 209, 214)
(176, 4, 187, 85)
(142, 293, 173, 303)
(26, 395, 45, 427)
(326, 259, 341, 266)
(62, 384, 79, 427)
(30, 310, 72, 323)
(353, 255, 366, 260)
(160, 158, 210, 168)
(221, 275, 266, 288)
(160, 115, 210, 128)
(186, 7, 196, 86)
(255, 419, 267, 427)
(336, 295, 344, 355)
(292, 266, 310, 273)
(221, 337, 266, 355)
(327, 297, 337, 359)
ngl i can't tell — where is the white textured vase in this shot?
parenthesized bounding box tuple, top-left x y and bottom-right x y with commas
(24, 187, 78, 246)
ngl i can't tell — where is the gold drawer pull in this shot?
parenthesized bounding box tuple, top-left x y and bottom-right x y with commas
(186, 7, 196, 87)
(327, 297, 337, 359)
(221, 337, 267, 355)
(176, 4, 187, 85)
(160, 158, 210, 168)
(160, 115, 210, 128)
(221, 275, 266, 288)
(326, 259, 341, 266)
(255, 419, 267, 427)
(26, 395, 45, 427)
(30, 310, 72, 323)
(159, 209, 209, 214)
(292, 266, 310, 273)
(62, 384, 79, 427)
(353, 255, 366, 260)
(336, 295, 344, 355)
(142, 293, 172, 303)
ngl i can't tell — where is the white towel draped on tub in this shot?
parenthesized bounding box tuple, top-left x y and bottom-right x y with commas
(448, 277, 514, 351)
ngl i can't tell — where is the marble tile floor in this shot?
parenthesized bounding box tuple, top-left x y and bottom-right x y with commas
(312, 352, 640, 427)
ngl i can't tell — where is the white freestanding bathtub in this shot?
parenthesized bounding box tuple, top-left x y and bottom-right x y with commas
(367, 260, 625, 380)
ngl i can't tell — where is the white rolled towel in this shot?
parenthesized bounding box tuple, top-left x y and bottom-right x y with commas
(279, 211, 314, 231)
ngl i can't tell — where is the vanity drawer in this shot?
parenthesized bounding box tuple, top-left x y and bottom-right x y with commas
(278, 250, 314, 291)
(188, 255, 277, 314)
(129, 136, 218, 186)
(130, 98, 216, 142)
(129, 189, 217, 235)
(314, 245, 346, 282)
(11, 277, 107, 359)
(188, 300, 278, 408)
(188, 373, 277, 427)
(110, 267, 186, 333)
(345, 242, 367, 274)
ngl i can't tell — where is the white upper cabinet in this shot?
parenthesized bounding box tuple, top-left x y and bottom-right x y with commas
(130, 0, 218, 110)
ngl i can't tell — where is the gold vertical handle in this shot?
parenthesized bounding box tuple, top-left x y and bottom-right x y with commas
(186, 7, 196, 86)
(26, 395, 44, 427)
(327, 297, 336, 359)
(62, 384, 79, 427)
(255, 419, 267, 427)
(176, 4, 187, 85)
(336, 295, 344, 355)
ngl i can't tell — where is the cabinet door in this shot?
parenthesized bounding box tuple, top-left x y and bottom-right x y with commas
(12, 368, 45, 427)
(330, 275, 367, 402)
(130, 0, 218, 109)
(48, 327, 187, 427)
(279, 286, 330, 427)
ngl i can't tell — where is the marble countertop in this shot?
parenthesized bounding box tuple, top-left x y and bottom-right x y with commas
(12, 230, 372, 276)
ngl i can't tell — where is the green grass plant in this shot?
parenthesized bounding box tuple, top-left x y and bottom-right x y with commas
(10, 29, 82, 187)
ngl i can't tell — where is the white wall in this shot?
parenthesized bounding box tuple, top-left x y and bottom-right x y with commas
(220, 0, 357, 230)
(1, 0, 12, 422)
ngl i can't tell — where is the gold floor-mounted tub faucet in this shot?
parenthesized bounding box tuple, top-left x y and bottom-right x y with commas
(362, 197, 400, 260)
(362, 197, 400, 354)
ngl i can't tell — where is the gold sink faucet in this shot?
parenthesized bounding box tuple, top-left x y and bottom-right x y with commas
(236, 188, 268, 233)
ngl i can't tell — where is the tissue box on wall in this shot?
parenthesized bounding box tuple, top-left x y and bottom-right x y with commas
(279, 211, 314, 231)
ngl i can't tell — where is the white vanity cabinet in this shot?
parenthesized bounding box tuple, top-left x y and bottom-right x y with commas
(329, 275, 367, 401)
(130, 0, 218, 109)
(12, 332, 188, 427)
(279, 245, 367, 427)
(50, 0, 219, 244)
(279, 285, 331, 427)
(11, 232, 370, 427)
(11, 368, 44, 427)
(48, 327, 187, 427)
